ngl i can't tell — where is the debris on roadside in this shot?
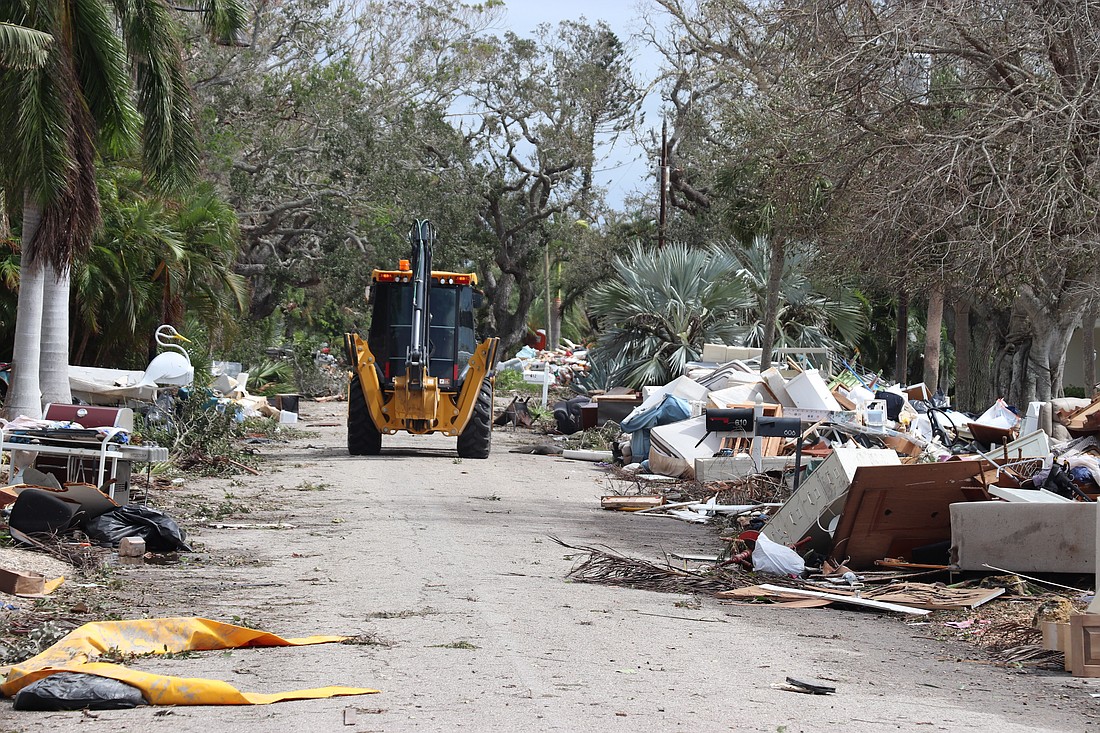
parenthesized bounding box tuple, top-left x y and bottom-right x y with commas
(497, 342, 589, 391)
(533, 346, 1100, 677)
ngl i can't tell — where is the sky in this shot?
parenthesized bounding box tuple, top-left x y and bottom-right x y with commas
(496, 0, 665, 212)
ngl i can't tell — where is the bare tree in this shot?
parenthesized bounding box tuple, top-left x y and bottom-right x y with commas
(462, 22, 640, 354)
(654, 0, 1100, 403)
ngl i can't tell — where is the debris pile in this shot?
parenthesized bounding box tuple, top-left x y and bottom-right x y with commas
(518, 343, 1100, 677)
(498, 342, 589, 389)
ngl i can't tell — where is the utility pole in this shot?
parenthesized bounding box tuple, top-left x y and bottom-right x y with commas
(658, 120, 669, 249)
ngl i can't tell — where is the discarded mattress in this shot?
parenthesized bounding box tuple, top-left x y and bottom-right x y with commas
(68, 365, 158, 404)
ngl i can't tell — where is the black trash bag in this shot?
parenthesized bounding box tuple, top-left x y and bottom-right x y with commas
(13, 672, 146, 711)
(8, 489, 83, 545)
(553, 395, 591, 435)
(82, 505, 191, 552)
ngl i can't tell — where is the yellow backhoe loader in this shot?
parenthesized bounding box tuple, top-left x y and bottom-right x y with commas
(344, 220, 499, 457)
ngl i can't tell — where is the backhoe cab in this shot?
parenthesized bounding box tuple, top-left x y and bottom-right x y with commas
(344, 220, 499, 457)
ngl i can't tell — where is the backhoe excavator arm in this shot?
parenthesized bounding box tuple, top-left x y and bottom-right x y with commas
(406, 220, 434, 391)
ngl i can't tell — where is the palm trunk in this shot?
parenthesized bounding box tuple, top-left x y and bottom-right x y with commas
(758, 236, 785, 370)
(5, 198, 45, 419)
(895, 291, 909, 384)
(953, 298, 972, 411)
(550, 297, 562, 351)
(39, 261, 73, 405)
(923, 284, 944, 391)
(0, 191, 9, 240)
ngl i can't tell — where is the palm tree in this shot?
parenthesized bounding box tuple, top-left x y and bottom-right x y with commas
(587, 242, 754, 388)
(734, 235, 869, 359)
(0, 0, 246, 417)
(71, 165, 246, 366)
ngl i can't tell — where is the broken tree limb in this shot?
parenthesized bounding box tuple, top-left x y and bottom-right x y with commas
(228, 459, 261, 476)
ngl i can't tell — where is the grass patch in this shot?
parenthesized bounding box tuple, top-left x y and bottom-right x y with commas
(365, 608, 438, 619)
(430, 640, 479, 650)
(342, 632, 395, 648)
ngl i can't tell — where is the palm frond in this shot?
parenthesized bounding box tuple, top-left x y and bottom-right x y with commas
(589, 242, 751, 388)
(70, 0, 139, 155)
(120, 0, 199, 191)
(0, 22, 52, 69)
(193, 0, 249, 45)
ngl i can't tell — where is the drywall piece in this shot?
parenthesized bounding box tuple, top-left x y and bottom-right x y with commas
(999, 429, 1050, 460)
(785, 369, 842, 411)
(762, 368, 796, 408)
(725, 347, 763, 361)
(702, 343, 728, 362)
(754, 584, 931, 616)
(701, 344, 763, 363)
(989, 486, 1073, 503)
(694, 456, 794, 482)
(707, 383, 772, 408)
(830, 461, 987, 569)
(951, 502, 1096, 573)
(763, 448, 901, 549)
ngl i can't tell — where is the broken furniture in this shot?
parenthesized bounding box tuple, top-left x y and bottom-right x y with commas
(0, 405, 168, 503)
(829, 460, 990, 569)
(763, 448, 900, 549)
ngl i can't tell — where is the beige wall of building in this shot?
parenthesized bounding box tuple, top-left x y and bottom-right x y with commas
(1064, 326, 1099, 389)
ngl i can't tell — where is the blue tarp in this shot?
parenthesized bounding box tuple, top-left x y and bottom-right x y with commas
(620, 394, 691, 462)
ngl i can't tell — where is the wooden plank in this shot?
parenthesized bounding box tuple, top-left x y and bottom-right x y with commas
(874, 559, 950, 570)
(828, 582, 1005, 610)
(601, 496, 663, 511)
(755, 584, 931, 615)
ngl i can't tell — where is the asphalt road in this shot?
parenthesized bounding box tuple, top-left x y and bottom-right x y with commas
(6, 401, 1100, 732)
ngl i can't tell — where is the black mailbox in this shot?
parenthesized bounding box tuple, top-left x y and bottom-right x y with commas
(705, 408, 754, 435)
(756, 416, 801, 439)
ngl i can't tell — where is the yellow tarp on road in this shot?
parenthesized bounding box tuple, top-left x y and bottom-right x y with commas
(1, 617, 380, 705)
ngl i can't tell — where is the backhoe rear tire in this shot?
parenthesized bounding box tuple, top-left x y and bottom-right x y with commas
(456, 378, 493, 459)
(348, 373, 382, 455)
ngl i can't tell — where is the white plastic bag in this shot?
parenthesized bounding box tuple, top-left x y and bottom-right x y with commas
(974, 398, 1019, 430)
(752, 533, 806, 577)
